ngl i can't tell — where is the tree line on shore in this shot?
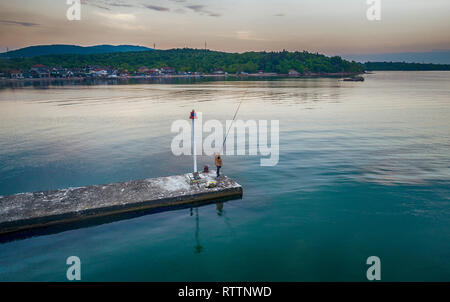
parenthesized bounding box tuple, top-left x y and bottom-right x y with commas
(363, 61, 450, 71)
(0, 48, 364, 74)
(2, 48, 449, 76)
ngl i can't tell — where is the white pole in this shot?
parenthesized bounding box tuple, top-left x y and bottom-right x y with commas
(192, 117, 197, 173)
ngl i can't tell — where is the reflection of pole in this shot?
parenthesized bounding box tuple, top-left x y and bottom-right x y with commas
(190, 110, 197, 173)
(194, 208, 202, 253)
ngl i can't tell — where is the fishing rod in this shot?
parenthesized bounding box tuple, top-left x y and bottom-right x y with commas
(219, 90, 247, 154)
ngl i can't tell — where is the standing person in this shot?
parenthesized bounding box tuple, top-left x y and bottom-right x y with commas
(215, 153, 223, 178)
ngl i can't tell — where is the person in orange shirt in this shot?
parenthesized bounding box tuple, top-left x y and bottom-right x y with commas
(214, 153, 223, 178)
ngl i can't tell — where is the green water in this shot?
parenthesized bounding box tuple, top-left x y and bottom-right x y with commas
(0, 71, 449, 281)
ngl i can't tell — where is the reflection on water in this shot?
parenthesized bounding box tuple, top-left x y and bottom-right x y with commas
(0, 76, 230, 89)
(193, 208, 203, 254)
(216, 202, 224, 215)
(0, 72, 449, 281)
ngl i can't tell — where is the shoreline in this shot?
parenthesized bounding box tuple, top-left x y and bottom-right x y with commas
(0, 71, 364, 85)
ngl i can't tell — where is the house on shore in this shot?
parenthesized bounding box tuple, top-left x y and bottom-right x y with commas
(50, 67, 73, 78)
(288, 69, 300, 76)
(89, 68, 108, 77)
(9, 70, 24, 79)
(137, 66, 150, 74)
(120, 69, 129, 77)
(149, 68, 161, 75)
(160, 67, 175, 74)
(30, 64, 49, 78)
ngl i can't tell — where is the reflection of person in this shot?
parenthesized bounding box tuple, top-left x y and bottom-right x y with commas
(215, 153, 223, 177)
(216, 202, 223, 216)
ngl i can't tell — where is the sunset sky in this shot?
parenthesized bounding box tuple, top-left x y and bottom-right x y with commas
(0, 0, 449, 56)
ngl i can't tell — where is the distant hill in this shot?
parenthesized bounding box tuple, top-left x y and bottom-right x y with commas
(343, 50, 450, 65)
(0, 44, 153, 58)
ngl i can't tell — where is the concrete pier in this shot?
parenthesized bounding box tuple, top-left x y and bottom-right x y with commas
(0, 172, 242, 237)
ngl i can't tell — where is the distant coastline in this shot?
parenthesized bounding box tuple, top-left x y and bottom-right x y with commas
(2, 70, 449, 88)
(0, 71, 367, 88)
(2, 47, 449, 87)
(0, 48, 364, 80)
(0, 71, 361, 81)
(363, 61, 450, 71)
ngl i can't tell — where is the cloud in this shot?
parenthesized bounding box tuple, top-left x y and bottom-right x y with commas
(143, 4, 170, 12)
(84, 0, 218, 16)
(207, 12, 221, 17)
(274, 13, 285, 17)
(235, 30, 267, 41)
(109, 2, 135, 8)
(185, 5, 204, 12)
(92, 11, 146, 30)
(174, 8, 186, 14)
(236, 31, 251, 40)
(83, 0, 136, 10)
(185, 4, 221, 17)
(83, 0, 111, 10)
(0, 19, 38, 27)
(95, 11, 136, 21)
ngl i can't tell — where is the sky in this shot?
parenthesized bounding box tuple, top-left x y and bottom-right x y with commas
(0, 0, 449, 56)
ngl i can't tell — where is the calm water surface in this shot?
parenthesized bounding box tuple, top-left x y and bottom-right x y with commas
(0, 71, 449, 281)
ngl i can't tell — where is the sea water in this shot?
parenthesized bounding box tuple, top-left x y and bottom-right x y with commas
(0, 71, 449, 281)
